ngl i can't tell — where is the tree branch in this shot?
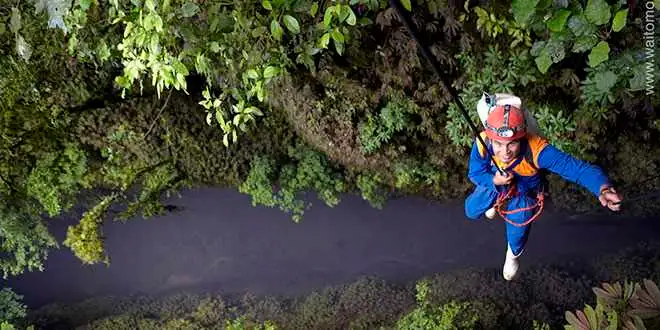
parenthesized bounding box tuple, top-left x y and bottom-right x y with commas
(0, 173, 15, 193)
(144, 89, 173, 138)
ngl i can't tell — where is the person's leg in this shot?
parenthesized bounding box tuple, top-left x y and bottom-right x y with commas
(464, 185, 498, 220)
(502, 195, 535, 280)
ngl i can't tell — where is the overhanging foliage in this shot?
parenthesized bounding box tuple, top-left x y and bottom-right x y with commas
(0, 0, 658, 278)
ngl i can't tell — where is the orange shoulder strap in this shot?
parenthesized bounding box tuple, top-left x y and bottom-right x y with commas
(524, 133, 549, 169)
(476, 131, 490, 158)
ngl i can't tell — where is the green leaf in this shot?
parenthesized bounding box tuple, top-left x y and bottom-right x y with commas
(16, 39, 32, 62)
(247, 69, 259, 79)
(216, 110, 226, 127)
(324, 7, 334, 27)
(143, 14, 154, 30)
(588, 40, 609, 67)
(262, 0, 272, 10)
(629, 64, 646, 91)
(10, 7, 21, 34)
(400, 0, 411, 11)
(251, 26, 268, 38)
(319, 32, 331, 48)
(79, 0, 92, 10)
(263, 66, 280, 78)
(549, 29, 572, 42)
(530, 40, 546, 57)
(145, 0, 156, 12)
(565, 311, 582, 327)
(335, 40, 344, 55)
(250, 107, 264, 116)
(180, 2, 199, 17)
(223, 134, 229, 147)
(270, 20, 283, 41)
(283, 15, 300, 34)
(331, 29, 344, 43)
(535, 49, 552, 73)
(568, 14, 595, 37)
(358, 17, 372, 25)
(310, 3, 318, 16)
(209, 41, 220, 53)
(153, 15, 163, 32)
(606, 311, 618, 330)
(584, 305, 599, 327)
(149, 34, 159, 54)
(0, 23, 6, 35)
(115, 75, 130, 89)
(547, 9, 571, 32)
(338, 5, 350, 22)
(612, 9, 627, 32)
(172, 61, 189, 76)
(545, 39, 565, 63)
(537, 0, 552, 10)
(346, 10, 357, 25)
(512, 0, 540, 26)
(585, 0, 610, 26)
(572, 35, 599, 53)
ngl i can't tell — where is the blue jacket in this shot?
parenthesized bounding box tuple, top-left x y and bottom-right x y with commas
(467, 134, 610, 197)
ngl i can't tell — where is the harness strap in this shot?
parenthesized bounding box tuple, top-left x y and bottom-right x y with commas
(493, 183, 545, 227)
(523, 143, 537, 171)
(504, 154, 524, 172)
(480, 135, 546, 226)
(483, 136, 538, 171)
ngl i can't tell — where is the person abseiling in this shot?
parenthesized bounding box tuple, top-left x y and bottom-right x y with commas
(464, 101, 623, 281)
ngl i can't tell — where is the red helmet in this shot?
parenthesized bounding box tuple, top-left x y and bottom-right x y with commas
(484, 104, 527, 141)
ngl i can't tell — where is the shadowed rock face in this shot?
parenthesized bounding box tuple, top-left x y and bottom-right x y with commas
(4, 187, 660, 309)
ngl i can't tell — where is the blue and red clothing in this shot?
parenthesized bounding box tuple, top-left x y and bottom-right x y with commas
(464, 132, 610, 255)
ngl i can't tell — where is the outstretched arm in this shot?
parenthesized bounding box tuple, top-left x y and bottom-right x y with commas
(537, 144, 609, 197)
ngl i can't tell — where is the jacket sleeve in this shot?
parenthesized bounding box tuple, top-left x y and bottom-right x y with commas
(536, 144, 610, 197)
(467, 141, 497, 191)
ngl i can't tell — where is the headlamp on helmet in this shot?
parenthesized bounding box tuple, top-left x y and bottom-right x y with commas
(484, 104, 527, 141)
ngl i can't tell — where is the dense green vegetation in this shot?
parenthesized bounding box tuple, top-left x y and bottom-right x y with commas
(10, 241, 660, 329)
(1, 0, 658, 276)
(1, 0, 659, 327)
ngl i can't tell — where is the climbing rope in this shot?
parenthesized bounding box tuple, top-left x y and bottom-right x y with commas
(386, 0, 505, 176)
(493, 184, 545, 227)
(388, 0, 541, 225)
(387, 0, 656, 224)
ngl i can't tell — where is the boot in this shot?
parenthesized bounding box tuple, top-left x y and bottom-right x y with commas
(485, 207, 496, 219)
(503, 244, 522, 281)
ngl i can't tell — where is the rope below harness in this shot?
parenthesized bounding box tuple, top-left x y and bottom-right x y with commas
(493, 184, 545, 227)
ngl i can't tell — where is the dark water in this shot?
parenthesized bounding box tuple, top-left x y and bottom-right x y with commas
(4, 187, 660, 309)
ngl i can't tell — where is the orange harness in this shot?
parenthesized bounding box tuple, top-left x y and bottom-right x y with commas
(493, 183, 545, 227)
